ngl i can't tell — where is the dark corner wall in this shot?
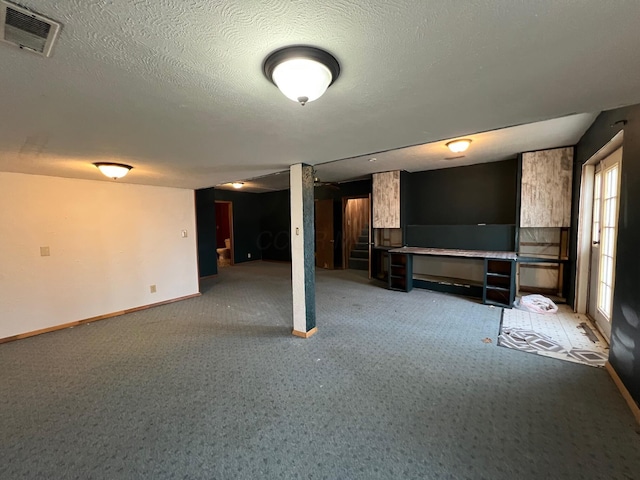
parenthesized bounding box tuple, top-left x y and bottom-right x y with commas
(403, 160, 518, 251)
(406, 159, 518, 225)
(571, 104, 640, 407)
(195, 188, 217, 277)
(260, 189, 291, 262)
(214, 189, 263, 264)
(195, 187, 264, 275)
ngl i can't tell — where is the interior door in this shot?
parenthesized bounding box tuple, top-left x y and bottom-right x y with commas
(315, 199, 334, 269)
(588, 147, 622, 340)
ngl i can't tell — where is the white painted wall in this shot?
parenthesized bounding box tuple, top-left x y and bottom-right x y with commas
(0, 172, 199, 339)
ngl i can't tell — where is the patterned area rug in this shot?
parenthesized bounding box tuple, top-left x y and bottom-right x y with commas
(498, 305, 609, 368)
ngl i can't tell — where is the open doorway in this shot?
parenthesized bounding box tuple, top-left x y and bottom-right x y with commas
(575, 132, 623, 342)
(342, 196, 371, 274)
(215, 201, 234, 268)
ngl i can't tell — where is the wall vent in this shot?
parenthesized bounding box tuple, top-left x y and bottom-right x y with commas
(0, 1, 61, 57)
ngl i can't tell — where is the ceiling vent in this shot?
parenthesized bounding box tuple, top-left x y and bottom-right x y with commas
(0, 1, 61, 57)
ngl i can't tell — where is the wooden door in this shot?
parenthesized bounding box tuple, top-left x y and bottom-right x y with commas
(315, 199, 334, 269)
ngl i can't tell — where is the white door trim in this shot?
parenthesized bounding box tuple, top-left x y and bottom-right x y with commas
(575, 130, 623, 314)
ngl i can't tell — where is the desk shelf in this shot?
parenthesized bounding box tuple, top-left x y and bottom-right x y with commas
(388, 252, 413, 292)
(412, 273, 483, 298)
(483, 259, 516, 308)
(385, 247, 516, 304)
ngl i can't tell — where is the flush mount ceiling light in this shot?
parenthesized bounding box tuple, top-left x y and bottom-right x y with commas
(263, 46, 340, 106)
(94, 162, 132, 180)
(446, 139, 472, 153)
(231, 182, 244, 189)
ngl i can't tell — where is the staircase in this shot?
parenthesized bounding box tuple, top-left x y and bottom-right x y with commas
(348, 227, 369, 270)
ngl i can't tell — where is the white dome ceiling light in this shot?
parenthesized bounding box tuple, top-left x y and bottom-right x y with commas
(94, 162, 132, 180)
(263, 46, 340, 106)
(446, 139, 472, 153)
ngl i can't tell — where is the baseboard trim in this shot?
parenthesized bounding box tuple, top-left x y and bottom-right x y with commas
(605, 361, 640, 426)
(0, 292, 202, 344)
(292, 327, 318, 339)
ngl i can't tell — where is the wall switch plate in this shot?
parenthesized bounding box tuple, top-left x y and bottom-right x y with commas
(150, 285, 157, 293)
(248, 253, 251, 259)
(40, 246, 50, 256)
(181, 230, 188, 238)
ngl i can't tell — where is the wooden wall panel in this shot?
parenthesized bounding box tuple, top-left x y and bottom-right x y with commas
(344, 198, 370, 263)
(520, 148, 573, 227)
(373, 171, 400, 228)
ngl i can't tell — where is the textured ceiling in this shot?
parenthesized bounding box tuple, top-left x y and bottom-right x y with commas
(219, 113, 597, 193)
(1, 1, 639, 189)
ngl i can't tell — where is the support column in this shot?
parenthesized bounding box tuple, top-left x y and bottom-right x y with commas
(290, 163, 317, 338)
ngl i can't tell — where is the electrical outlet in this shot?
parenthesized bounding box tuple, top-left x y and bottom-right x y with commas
(150, 285, 157, 293)
(247, 253, 251, 259)
(40, 246, 50, 256)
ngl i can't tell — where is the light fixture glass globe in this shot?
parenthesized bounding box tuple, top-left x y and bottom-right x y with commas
(446, 139, 472, 153)
(271, 58, 333, 105)
(94, 163, 132, 179)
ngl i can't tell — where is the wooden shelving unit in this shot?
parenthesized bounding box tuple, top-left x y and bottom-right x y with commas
(388, 252, 413, 292)
(483, 258, 516, 308)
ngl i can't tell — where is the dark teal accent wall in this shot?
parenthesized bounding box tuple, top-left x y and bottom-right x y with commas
(260, 190, 291, 262)
(195, 188, 217, 277)
(406, 159, 518, 225)
(406, 224, 515, 251)
(214, 189, 263, 264)
(571, 105, 640, 406)
(302, 165, 316, 330)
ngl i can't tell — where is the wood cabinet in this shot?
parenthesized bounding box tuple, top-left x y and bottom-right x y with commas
(373, 171, 401, 228)
(483, 259, 516, 308)
(388, 252, 413, 292)
(520, 148, 573, 228)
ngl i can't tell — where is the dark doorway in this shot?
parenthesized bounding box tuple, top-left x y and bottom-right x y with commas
(215, 201, 233, 267)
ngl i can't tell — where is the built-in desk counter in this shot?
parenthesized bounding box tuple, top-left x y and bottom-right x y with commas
(387, 247, 517, 307)
(389, 247, 517, 260)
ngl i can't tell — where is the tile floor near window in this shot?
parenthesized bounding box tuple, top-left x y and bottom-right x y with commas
(499, 305, 609, 367)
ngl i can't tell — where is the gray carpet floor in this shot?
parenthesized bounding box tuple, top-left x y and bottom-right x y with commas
(1, 261, 639, 479)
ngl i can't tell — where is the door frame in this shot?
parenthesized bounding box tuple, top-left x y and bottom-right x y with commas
(593, 150, 623, 339)
(575, 131, 623, 314)
(215, 200, 234, 266)
(341, 195, 371, 271)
